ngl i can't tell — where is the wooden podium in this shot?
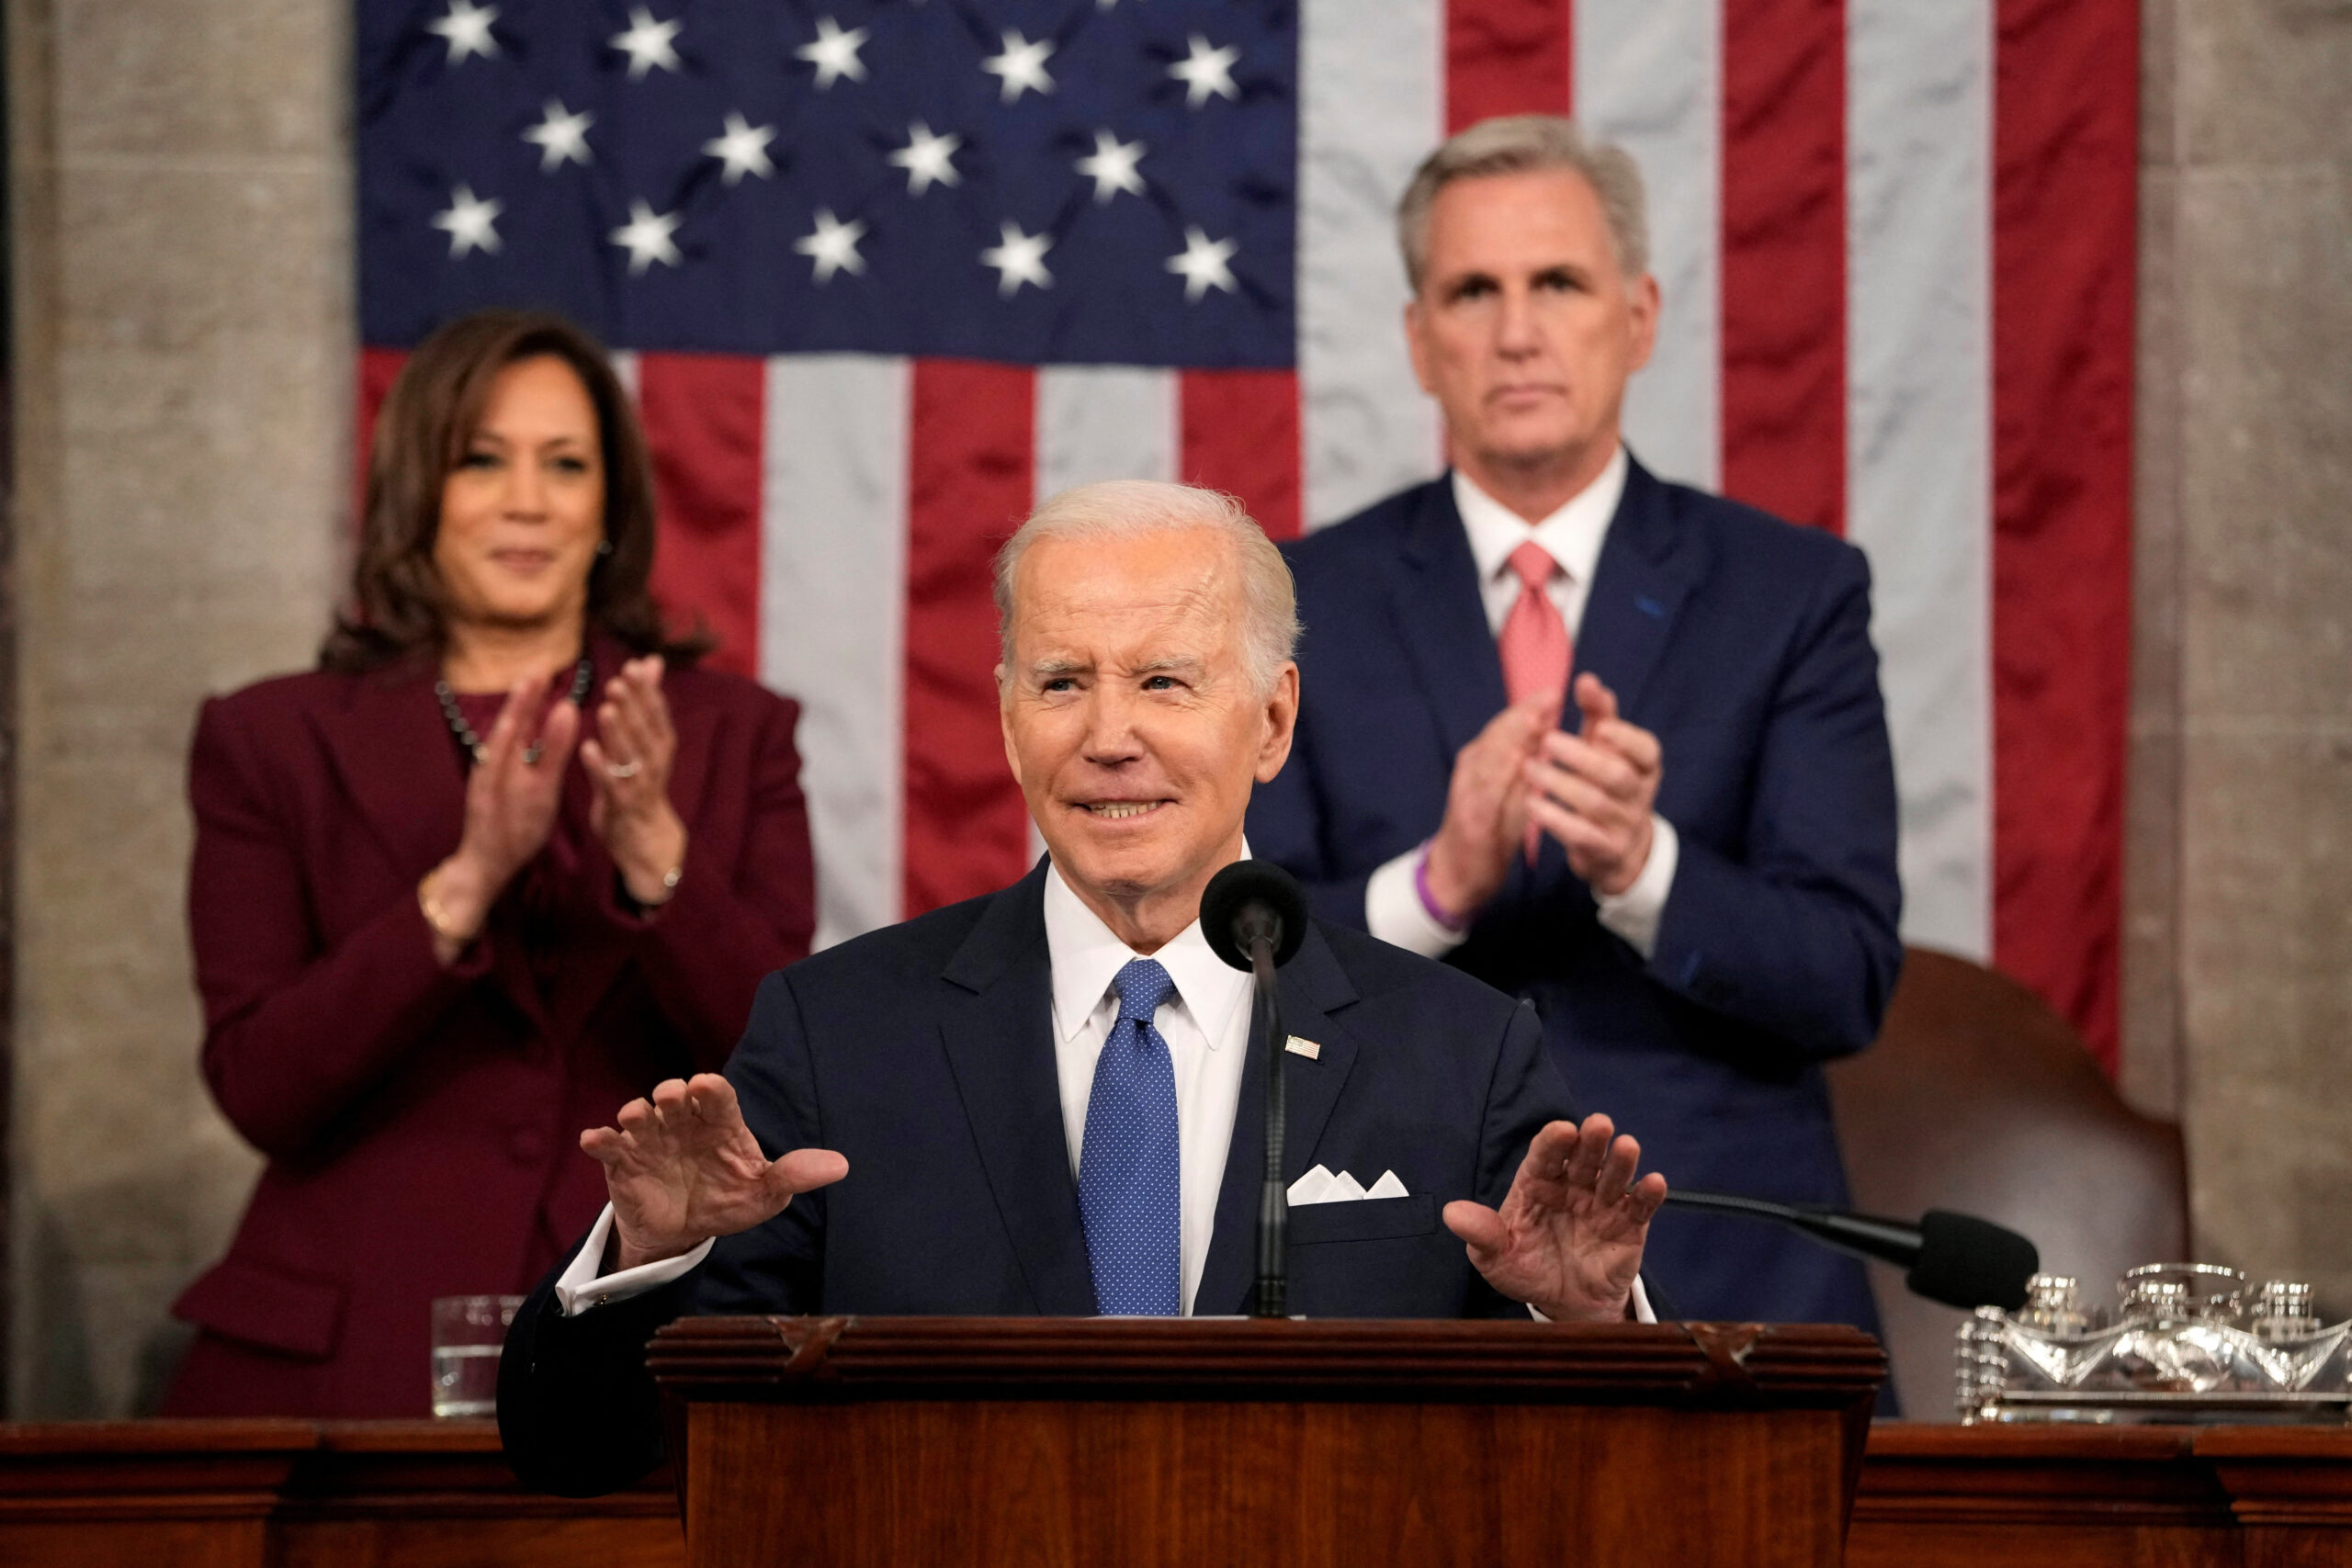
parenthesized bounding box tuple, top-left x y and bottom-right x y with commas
(647, 1316, 1884, 1568)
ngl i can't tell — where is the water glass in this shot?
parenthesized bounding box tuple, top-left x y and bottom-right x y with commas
(430, 1294, 522, 1418)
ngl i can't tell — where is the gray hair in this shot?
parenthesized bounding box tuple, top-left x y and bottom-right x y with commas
(992, 480, 1301, 696)
(1396, 115, 1649, 292)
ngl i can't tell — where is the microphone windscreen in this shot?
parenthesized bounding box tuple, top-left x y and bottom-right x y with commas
(1200, 860, 1309, 972)
(1906, 1210, 2040, 1311)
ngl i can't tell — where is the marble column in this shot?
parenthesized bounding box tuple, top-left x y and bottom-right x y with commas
(6, 0, 347, 1414)
(2133, 0, 2352, 1299)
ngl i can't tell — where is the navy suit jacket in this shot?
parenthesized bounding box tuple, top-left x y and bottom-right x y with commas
(1247, 460, 1903, 1331)
(500, 860, 1584, 1496)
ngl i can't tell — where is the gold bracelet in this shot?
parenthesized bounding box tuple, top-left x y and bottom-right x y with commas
(418, 872, 475, 947)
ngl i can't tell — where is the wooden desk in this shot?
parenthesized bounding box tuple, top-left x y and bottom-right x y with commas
(0, 1419, 683, 1568)
(1851, 1423, 2352, 1567)
(4, 1417, 2349, 1565)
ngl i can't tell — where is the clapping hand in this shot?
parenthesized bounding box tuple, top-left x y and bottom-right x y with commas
(580, 655, 689, 907)
(1422, 690, 1561, 919)
(421, 671, 581, 964)
(581, 1074, 849, 1272)
(1442, 1113, 1666, 1322)
(1526, 673, 1663, 897)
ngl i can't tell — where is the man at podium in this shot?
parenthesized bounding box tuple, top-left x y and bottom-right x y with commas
(499, 479, 1665, 1497)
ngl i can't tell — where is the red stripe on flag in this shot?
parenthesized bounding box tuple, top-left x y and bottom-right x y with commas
(1719, 0, 1847, 536)
(1180, 369, 1303, 541)
(355, 347, 408, 538)
(1992, 0, 2136, 1069)
(903, 358, 1036, 918)
(635, 353, 765, 679)
(1445, 0, 1573, 131)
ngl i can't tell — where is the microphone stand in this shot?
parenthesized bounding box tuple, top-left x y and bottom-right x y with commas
(1250, 933, 1287, 1319)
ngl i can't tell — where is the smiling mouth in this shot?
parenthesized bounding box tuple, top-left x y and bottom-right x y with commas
(1080, 801, 1168, 820)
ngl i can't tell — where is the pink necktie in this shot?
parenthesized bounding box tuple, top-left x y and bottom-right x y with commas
(1498, 541, 1569, 862)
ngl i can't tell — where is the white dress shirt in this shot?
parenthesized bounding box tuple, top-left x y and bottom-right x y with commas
(1363, 446, 1681, 962)
(1041, 857, 1253, 1316)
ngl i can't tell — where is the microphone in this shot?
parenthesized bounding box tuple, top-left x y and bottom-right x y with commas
(1663, 1189, 2040, 1312)
(1201, 860, 1310, 1318)
(1201, 859, 1308, 972)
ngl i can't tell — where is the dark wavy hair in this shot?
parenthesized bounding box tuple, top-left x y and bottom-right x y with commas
(320, 310, 708, 673)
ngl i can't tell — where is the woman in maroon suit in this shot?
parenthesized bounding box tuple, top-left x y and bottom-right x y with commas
(162, 310, 815, 1416)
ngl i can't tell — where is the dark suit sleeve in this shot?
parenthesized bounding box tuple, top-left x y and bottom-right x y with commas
(1648, 546, 1904, 1055)
(1457, 999, 1577, 1320)
(594, 689, 818, 1068)
(189, 695, 495, 1159)
(497, 970, 828, 1497)
(497, 1230, 695, 1498)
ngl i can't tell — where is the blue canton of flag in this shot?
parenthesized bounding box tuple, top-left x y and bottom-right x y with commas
(359, 0, 1299, 366)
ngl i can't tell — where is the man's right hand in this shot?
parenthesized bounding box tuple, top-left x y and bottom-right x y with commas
(580, 1074, 849, 1272)
(1423, 691, 1560, 919)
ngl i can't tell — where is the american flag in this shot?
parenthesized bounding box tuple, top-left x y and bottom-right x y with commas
(357, 0, 2137, 1066)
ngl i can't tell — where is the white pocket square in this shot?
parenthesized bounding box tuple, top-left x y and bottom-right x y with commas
(1287, 1165, 1409, 1205)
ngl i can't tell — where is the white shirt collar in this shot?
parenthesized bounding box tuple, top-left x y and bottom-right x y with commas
(1452, 444, 1628, 593)
(1042, 854, 1257, 1051)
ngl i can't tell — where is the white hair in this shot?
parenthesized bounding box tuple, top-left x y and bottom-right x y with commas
(1396, 115, 1650, 290)
(992, 480, 1301, 696)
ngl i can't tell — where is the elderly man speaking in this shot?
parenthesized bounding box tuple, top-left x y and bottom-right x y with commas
(498, 481, 1664, 1498)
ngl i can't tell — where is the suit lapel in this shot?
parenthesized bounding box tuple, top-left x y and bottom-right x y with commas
(1572, 457, 1704, 725)
(310, 654, 469, 882)
(1388, 479, 1510, 761)
(935, 863, 1098, 1315)
(1195, 925, 1362, 1315)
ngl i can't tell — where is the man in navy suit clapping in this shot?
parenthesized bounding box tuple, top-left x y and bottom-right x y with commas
(500, 479, 1666, 1497)
(1247, 116, 1904, 1334)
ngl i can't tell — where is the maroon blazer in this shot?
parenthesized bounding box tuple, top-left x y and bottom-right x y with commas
(161, 639, 814, 1416)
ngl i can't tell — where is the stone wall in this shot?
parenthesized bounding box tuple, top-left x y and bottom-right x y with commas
(6, 0, 348, 1414)
(2132, 0, 2352, 1298)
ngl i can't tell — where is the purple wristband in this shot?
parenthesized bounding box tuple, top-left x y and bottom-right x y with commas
(1412, 843, 1471, 933)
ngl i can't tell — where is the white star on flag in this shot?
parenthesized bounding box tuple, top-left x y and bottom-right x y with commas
(980, 220, 1053, 297)
(609, 7, 683, 81)
(1075, 130, 1147, 204)
(1166, 226, 1238, 301)
(794, 209, 869, 284)
(981, 30, 1055, 103)
(425, 0, 498, 64)
(609, 199, 683, 274)
(521, 100, 593, 172)
(795, 17, 869, 90)
(888, 122, 962, 197)
(1169, 35, 1240, 108)
(703, 113, 777, 185)
(431, 184, 503, 257)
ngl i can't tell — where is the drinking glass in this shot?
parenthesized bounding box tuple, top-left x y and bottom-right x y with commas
(430, 1294, 522, 1417)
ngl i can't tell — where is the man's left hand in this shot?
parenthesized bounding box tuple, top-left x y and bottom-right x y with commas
(1526, 673, 1662, 897)
(1442, 1114, 1666, 1322)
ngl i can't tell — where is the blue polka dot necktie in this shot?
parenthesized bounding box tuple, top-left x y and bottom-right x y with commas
(1078, 958, 1182, 1316)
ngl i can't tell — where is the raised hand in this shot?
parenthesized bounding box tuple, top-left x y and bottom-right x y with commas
(579, 655, 689, 906)
(581, 1074, 849, 1271)
(1442, 1113, 1666, 1322)
(1525, 673, 1663, 897)
(1423, 690, 1561, 919)
(421, 672, 581, 963)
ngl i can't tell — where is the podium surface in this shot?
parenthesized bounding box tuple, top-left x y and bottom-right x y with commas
(647, 1315, 1884, 1568)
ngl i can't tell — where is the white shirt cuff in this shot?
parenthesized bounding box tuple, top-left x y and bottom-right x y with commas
(1526, 1278, 1657, 1325)
(1593, 816, 1679, 960)
(1364, 845, 1467, 959)
(552, 1202, 717, 1316)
